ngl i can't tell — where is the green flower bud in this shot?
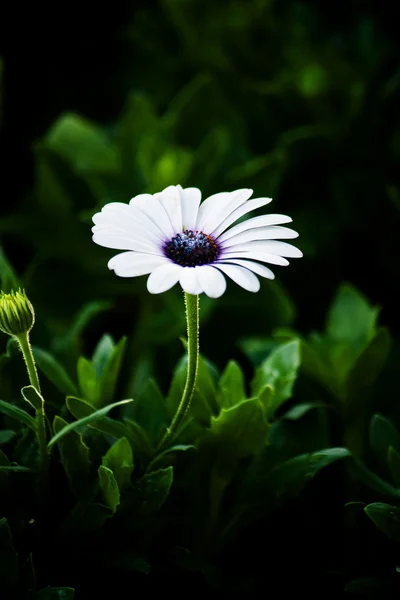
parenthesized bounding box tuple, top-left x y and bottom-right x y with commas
(0, 289, 35, 337)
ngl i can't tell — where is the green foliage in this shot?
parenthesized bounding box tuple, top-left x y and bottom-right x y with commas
(53, 415, 90, 493)
(102, 437, 134, 490)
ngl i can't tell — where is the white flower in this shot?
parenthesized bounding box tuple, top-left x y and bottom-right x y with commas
(92, 185, 302, 298)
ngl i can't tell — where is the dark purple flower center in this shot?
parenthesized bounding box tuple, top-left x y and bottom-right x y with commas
(163, 229, 220, 267)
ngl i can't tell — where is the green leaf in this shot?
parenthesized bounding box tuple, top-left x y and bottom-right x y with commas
(0, 430, 15, 445)
(92, 334, 115, 378)
(252, 340, 301, 417)
(369, 414, 400, 467)
(138, 466, 173, 514)
(97, 336, 127, 407)
(47, 399, 133, 449)
(217, 361, 246, 408)
(77, 356, 98, 405)
(66, 396, 137, 446)
(364, 503, 400, 542)
(0, 399, 36, 431)
(0, 465, 34, 472)
(346, 327, 391, 398)
(53, 415, 90, 493)
(267, 448, 350, 501)
(32, 347, 78, 396)
(0, 247, 20, 291)
(283, 402, 326, 420)
(54, 301, 112, 354)
(43, 112, 119, 174)
(0, 447, 9, 465)
(210, 398, 270, 458)
(102, 437, 134, 490)
(0, 518, 17, 588)
(35, 587, 75, 599)
(350, 458, 400, 500)
(21, 385, 44, 411)
(150, 444, 196, 469)
(388, 446, 400, 488)
(326, 284, 379, 349)
(98, 465, 120, 512)
(131, 378, 169, 442)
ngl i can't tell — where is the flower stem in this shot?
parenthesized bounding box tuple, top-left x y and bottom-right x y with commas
(156, 292, 199, 454)
(16, 332, 48, 475)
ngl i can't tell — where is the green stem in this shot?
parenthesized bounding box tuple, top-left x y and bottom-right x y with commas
(16, 332, 48, 475)
(156, 292, 200, 454)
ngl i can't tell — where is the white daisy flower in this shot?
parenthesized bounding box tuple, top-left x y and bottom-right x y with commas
(92, 185, 302, 298)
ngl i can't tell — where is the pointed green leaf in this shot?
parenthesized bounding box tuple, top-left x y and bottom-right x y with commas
(369, 414, 400, 467)
(53, 415, 90, 493)
(267, 448, 350, 501)
(0, 399, 36, 431)
(98, 465, 120, 512)
(217, 361, 246, 408)
(150, 444, 196, 469)
(35, 586, 75, 599)
(0, 465, 34, 472)
(211, 398, 270, 458)
(138, 466, 173, 514)
(77, 357, 98, 404)
(92, 334, 115, 378)
(131, 378, 168, 442)
(66, 396, 137, 446)
(32, 347, 78, 396)
(252, 340, 301, 417)
(388, 446, 400, 488)
(21, 385, 44, 411)
(364, 503, 400, 542)
(97, 336, 127, 407)
(102, 437, 133, 490)
(47, 399, 133, 449)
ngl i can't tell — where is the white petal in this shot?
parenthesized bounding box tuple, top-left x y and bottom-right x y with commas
(92, 230, 162, 255)
(147, 263, 182, 294)
(221, 240, 302, 258)
(215, 263, 260, 293)
(130, 195, 175, 239)
(180, 187, 201, 230)
(221, 226, 299, 248)
(92, 203, 166, 246)
(211, 197, 274, 238)
(196, 266, 227, 298)
(220, 250, 289, 266)
(196, 189, 253, 232)
(218, 216, 296, 242)
(154, 185, 183, 234)
(179, 267, 203, 295)
(218, 258, 275, 280)
(108, 252, 167, 277)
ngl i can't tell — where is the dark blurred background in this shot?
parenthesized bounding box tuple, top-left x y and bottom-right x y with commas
(0, 0, 400, 378)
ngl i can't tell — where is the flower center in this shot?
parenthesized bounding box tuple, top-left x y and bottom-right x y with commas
(164, 230, 220, 267)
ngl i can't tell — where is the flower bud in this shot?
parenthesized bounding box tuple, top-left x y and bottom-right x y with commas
(0, 289, 35, 337)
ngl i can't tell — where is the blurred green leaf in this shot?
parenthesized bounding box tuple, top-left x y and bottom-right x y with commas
(388, 446, 400, 488)
(252, 340, 301, 417)
(131, 378, 169, 442)
(102, 437, 134, 490)
(0, 247, 20, 291)
(54, 301, 112, 354)
(364, 502, 400, 542)
(0, 430, 15, 445)
(0, 399, 36, 431)
(283, 402, 326, 420)
(0, 517, 18, 588)
(346, 327, 391, 399)
(32, 347, 79, 396)
(326, 283, 379, 351)
(98, 465, 120, 512)
(210, 398, 269, 458)
(48, 399, 133, 449)
(35, 587, 75, 599)
(43, 113, 120, 174)
(217, 361, 246, 409)
(92, 334, 115, 378)
(369, 414, 400, 468)
(137, 466, 174, 514)
(53, 415, 90, 494)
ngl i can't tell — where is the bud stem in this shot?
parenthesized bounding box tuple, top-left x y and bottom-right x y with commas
(15, 332, 48, 475)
